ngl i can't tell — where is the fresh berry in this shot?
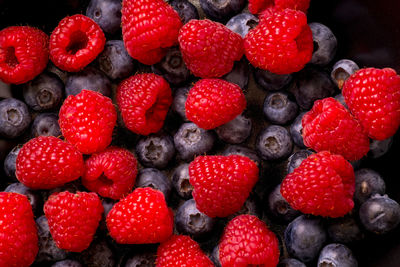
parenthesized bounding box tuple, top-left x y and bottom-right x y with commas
(289, 113, 306, 148)
(200, 0, 246, 22)
(330, 59, 359, 89)
(172, 163, 193, 199)
(369, 137, 393, 158)
(226, 12, 259, 38)
(219, 214, 280, 267)
(170, 0, 199, 24)
(178, 19, 243, 78)
(264, 91, 298, 125)
(31, 113, 61, 138)
(248, 0, 310, 15)
(222, 57, 251, 90)
(121, 0, 182, 65)
(79, 240, 116, 267)
(342, 67, 400, 140)
(172, 85, 190, 121)
(117, 73, 172, 135)
(256, 125, 293, 161)
(0, 98, 31, 138)
(0, 26, 49, 84)
(136, 133, 176, 169)
(50, 14, 106, 72)
(106, 187, 174, 244)
(0, 192, 38, 267)
(3, 145, 20, 180)
(278, 258, 306, 267)
(244, 9, 313, 74)
(124, 252, 155, 267)
(86, 0, 122, 34)
(317, 243, 358, 267)
(327, 216, 364, 244)
(281, 151, 355, 218)
(4, 183, 41, 213)
(52, 260, 83, 267)
(215, 114, 252, 144)
(82, 147, 138, 199)
(254, 68, 292, 91)
(135, 168, 172, 200)
(229, 193, 262, 219)
(334, 93, 348, 109)
(222, 145, 261, 167)
(59, 89, 117, 154)
(65, 66, 111, 96)
(16, 136, 84, 189)
(354, 168, 386, 205)
(309, 22, 337, 66)
(267, 184, 300, 223)
(189, 154, 259, 218)
(185, 79, 246, 130)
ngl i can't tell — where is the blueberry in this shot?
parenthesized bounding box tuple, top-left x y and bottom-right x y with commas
(254, 68, 292, 91)
(46, 62, 68, 84)
(52, 260, 83, 267)
(330, 59, 359, 88)
(368, 137, 393, 159)
(287, 150, 313, 174)
(267, 184, 300, 223)
(354, 168, 386, 205)
(41, 180, 83, 202)
(215, 114, 251, 144)
(284, 215, 327, 263)
(0, 80, 12, 99)
(86, 0, 121, 34)
(222, 145, 261, 167)
(229, 193, 262, 219)
(334, 93, 348, 109)
(277, 258, 306, 267)
(256, 125, 293, 161)
(317, 243, 358, 267)
(226, 12, 259, 38)
(65, 67, 111, 96)
(263, 91, 298, 125)
(124, 251, 156, 267)
(31, 113, 61, 138)
(171, 163, 193, 199)
(23, 72, 63, 111)
(170, 0, 199, 24)
(97, 40, 136, 80)
(4, 183, 41, 213)
(222, 57, 250, 89)
(359, 194, 400, 234)
(152, 47, 190, 86)
(99, 198, 115, 231)
(199, 0, 246, 22)
(3, 145, 20, 180)
(172, 85, 190, 121)
(0, 98, 31, 138)
(289, 112, 307, 149)
(135, 168, 172, 200)
(79, 239, 116, 267)
(309, 23, 337, 66)
(210, 245, 222, 267)
(135, 133, 176, 169)
(327, 216, 364, 243)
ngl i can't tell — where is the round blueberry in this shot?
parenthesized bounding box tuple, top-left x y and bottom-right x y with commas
(330, 59, 359, 88)
(334, 93, 348, 109)
(31, 113, 61, 138)
(327, 216, 364, 244)
(254, 68, 292, 91)
(0, 98, 31, 139)
(267, 184, 300, 223)
(263, 91, 298, 125)
(46, 62, 68, 84)
(215, 114, 251, 144)
(368, 137, 393, 159)
(136, 133, 176, 169)
(3, 145, 20, 180)
(79, 240, 115, 267)
(135, 168, 172, 201)
(256, 125, 293, 161)
(124, 251, 156, 267)
(171, 163, 193, 199)
(65, 67, 111, 96)
(170, 0, 199, 24)
(222, 145, 261, 167)
(278, 258, 306, 267)
(4, 182, 41, 213)
(317, 243, 358, 267)
(199, 0, 246, 22)
(226, 12, 259, 38)
(222, 57, 250, 90)
(52, 260, 83, 267)
(86, 0, 122, 34)
(289, 112, 307, 148)
(309, 22, 337, 66)
(354, 168, 386, 205)
(172, 85, 190, 121)
(228, 194, 262, 219)
(287, 150, 313, 174)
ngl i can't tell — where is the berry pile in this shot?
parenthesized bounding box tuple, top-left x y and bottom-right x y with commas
(0, 0, 399, 266)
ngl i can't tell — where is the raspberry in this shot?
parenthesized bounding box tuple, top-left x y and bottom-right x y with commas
(185, 79, 246, 130)
(44, 191, 103, 252)
(0, 26, 49, 84)
(219, 215, 280, 267)
(50, 14, 105, 72)
(106, 187, 173, 244)
(342, 67, 400, 140)
(178, 19, 243, 78)
(244, 9, 313, 74)
(117, 73, 172, 135)
(156, 235, 214, 267)
(82, 146, 138, 199)
(59, 89, 117, 154)
(16, 136, 84, 189)
(302, 97, 370, 161)
(122, 0, 182, 65)
(248, 0, 310, 15)
(281, 151, 355, 218)
(0, 192, 38, 267)
(189, 155, 259, 218)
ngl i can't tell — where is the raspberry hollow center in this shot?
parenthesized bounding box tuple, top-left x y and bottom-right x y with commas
(5, 46, 19, 67)
(66, 31, 89, 55)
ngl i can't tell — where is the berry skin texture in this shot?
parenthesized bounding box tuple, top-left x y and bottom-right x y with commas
(50, 14, 106, 72)
(342, 67, 400, 140)
(156, 235, 214, 267)
(82, 147, 138, 200)
(117, 73, 172, 136)
(122, 0, 182, 65)
(0, 26, 49, 84)
(281, 151, 355, 218)
(16, 136, 84, 189)
(178, 19, 244, 78)
(248, 0, 310, 14)
(44, 191, 104, 252)
(302, 97, 370, 161)
(59, 89, 117, 154)
(189, 155, 259, 218)
(106, 187, 173, 244)
(244, 9, 313, 75)
(0, 192, 38, 267)
(219, 214, 280, 267)
(185, 79, 246, 130)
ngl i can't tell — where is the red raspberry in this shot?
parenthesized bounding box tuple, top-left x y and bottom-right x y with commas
(219, 215, 279, 267)
(156, 235, 214, 267)
(82, 146, 138, 199)
(122, 0, 182, 65)
(0, 192, 38, 267)
(185, 79, 246, 130)
(44, 191, 103, 252)
(106, 187, 173, 244)
(16, 136, 84, 189)
(244, 9, 313, 74)
(178, 19, 243, 78)
(342, 67, 400, 140)
(59, 89, 117, 154)
(50, 14, 105, 72)
(281, 151, 355, 218)
(0, 26, 49, 84)
(248, 0, 310, 15)
(302, 97, 370, 161)
(189, 155, 259, 218)
(117, 73, 172, 135)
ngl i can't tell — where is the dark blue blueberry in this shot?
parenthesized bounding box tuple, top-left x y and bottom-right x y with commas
(268, 184, 300, 223)
(263, 91, 298, 125)
(284, 215, 327, 263)
(124, 252, 155, 267)
(136, 134, 176, 169)
(135, 168, 172, 200)
(199, 0, 246, 22)
(79, 240, 115, 267)
(171, 163, 193, 199)
(309, 23, 337, 66)
(0, 98, 31, 139)
(3, 145, 20, 180)
(215, 114, 251, 144)
(222, 145, 261, 167)
(31, 113, 61, 138)
(330, 59, 359, 88)
(317, 243, 358, 267)
(334, 93, 348, 109)
(170, 0, 199, 24)
(354, 168, 386, 205)
(278, 258, 306, 267)
(228, 193, 262, 219)
(86, 0, 121, 34)
(226, 12, 259, 38)
(23, 72, 63, 111)
(99, 198, 116, 231)
(172, 85, 190, 121)
(65, 67, 111, 96)
(97, 40, 136, 80)
(152, 47, 190, 86)
(4, 183, 41, 214)
(222, 57, 250, 90)
(327, 216, 364, 243)
(256, 125, 293, 161)
(52, 260, 83, 267)
(46, 62, 68, 84)
(287, 150, 313, 174)
(368, 137, 393, 159)
(210, 245, 222, 267)
(359, 194, 400, 234)
(0, 80, 12, 99)
(254, 68, 292, 91)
